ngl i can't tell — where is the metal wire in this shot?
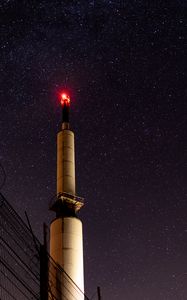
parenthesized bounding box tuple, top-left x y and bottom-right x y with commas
(0, 192, 91, 300)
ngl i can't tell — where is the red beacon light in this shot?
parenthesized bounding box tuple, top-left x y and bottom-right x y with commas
(61, 93, 70, 106)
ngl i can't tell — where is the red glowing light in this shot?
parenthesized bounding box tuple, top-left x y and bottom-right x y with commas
(60, 93, 70, 106)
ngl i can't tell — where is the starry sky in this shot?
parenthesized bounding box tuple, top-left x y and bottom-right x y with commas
(0, 1, 187, 299)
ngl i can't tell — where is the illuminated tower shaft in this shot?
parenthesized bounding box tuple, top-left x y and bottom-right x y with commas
(49, 94, 84, 300)
(57, 130, 75, 196)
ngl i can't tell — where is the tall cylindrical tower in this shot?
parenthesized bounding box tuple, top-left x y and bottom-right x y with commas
(49, 93, 84, 300)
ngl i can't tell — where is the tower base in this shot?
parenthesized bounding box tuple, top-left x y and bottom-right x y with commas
(49, 217, 84, 300)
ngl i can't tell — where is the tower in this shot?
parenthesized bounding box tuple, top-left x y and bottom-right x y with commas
(49, 93, 84, 300)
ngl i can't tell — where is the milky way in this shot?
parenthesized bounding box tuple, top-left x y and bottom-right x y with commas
(0, 1, 186, 299)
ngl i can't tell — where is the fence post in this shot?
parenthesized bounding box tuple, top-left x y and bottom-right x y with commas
(40, 223, 48, 300)
(97, 286, 101, 300)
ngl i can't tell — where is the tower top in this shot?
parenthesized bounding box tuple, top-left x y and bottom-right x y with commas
(60, 93, 70, 130)
(61, 93, 70, 106)
(49, 91, 84, 216)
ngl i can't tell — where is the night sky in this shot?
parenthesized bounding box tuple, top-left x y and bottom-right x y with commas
(0, 1, 187, 299)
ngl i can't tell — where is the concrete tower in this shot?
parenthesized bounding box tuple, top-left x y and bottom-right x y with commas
(49, 93, 84, 300)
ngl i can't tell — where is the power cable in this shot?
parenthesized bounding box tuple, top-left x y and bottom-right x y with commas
(0, 257, 39, 299)
(0, 192, 92, 300)
(0, 236, 40, 284)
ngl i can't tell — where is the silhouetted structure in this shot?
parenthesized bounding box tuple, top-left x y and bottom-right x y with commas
(0, 193, 89, 300)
